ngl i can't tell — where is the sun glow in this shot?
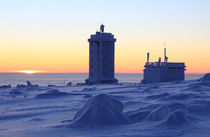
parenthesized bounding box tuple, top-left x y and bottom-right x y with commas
(16, 70, 43, 74)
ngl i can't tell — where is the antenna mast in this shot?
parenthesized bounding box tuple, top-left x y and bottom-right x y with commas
(164, 42, 168, 62)
(147, 52, 150, 63)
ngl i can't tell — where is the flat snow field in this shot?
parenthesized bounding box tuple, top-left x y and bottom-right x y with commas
(1, 80, 210, 137)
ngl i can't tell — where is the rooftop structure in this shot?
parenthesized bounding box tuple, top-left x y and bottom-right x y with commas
(142, 48, 186, 84)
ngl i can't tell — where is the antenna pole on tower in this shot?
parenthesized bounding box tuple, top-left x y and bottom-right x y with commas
(164, 42, 168, 62)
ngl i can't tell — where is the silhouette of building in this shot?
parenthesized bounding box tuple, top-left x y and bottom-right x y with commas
(86, 25, 118, 84)
(142, 48, 186, 84)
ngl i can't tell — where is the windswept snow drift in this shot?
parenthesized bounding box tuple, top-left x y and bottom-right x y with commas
(147, 102, 190, 125)
(201, 73, 210, 82)
(36, 89, 69, 99)
(72, 94, 128, 126)
(1, 77, 210, 137)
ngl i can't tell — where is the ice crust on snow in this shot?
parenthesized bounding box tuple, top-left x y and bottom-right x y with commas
(72, 94, 128, 126)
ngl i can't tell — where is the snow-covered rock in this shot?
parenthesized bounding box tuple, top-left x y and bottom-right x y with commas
(0, 84, 11, 89)
(72, 94, 128, 126)
(16, 81, 39, 88)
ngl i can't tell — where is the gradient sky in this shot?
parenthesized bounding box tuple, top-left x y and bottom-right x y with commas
(0, 0, 210, 73)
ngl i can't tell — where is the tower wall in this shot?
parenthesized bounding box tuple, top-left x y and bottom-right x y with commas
(86, 25, 118, 84)
(89, 41, 100, 82)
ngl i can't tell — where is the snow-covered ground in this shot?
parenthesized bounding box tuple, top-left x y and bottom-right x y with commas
(1, 77, 210, 137)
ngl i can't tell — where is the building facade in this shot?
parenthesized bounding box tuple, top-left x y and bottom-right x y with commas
(142, 48, 186, 84)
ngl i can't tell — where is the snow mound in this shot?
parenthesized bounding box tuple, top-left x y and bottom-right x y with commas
(165, 110, 188, 125)
(35, 89, 69, 99)
(72, 94, 128, 126)
(185, 74, 210, 91)
(201, 73, 210, 82)
(147, 102, 189, 125)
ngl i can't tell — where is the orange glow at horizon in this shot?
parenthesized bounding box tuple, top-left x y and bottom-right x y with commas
(15, 70, 44, 74)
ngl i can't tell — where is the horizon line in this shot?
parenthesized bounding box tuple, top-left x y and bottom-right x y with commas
(0, 72, 205, 75)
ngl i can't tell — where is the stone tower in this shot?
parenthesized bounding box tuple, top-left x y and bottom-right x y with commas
(86, 25, 118, 84)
